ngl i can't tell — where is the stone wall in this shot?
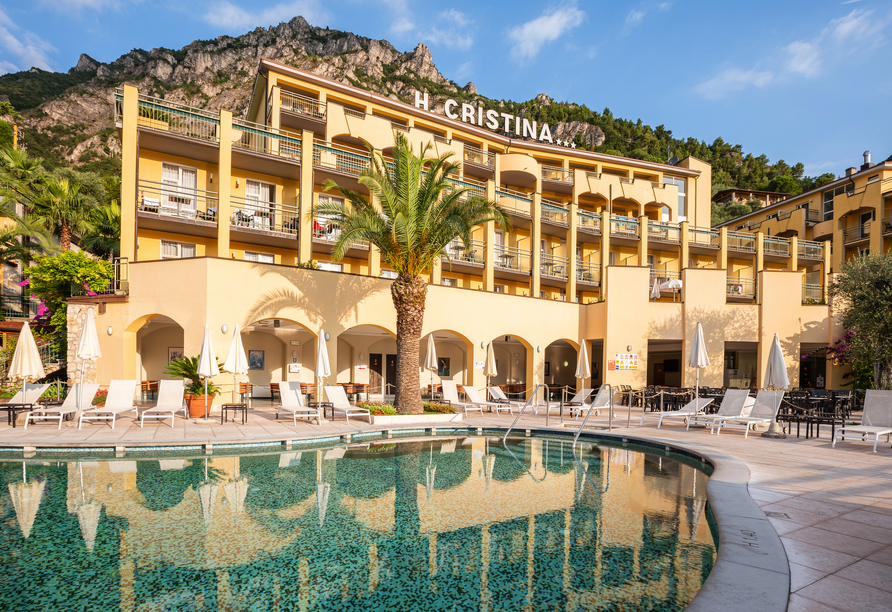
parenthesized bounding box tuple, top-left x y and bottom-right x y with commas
(67, 303, 98, 385)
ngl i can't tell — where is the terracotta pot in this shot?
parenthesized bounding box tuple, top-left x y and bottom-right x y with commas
(186, 394, 215, 418)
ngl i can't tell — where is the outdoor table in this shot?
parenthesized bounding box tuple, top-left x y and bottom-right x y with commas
(221, 403, 248, 425)
(804, 414, 845, 440)
(1, 403, 33, 428)
(309, 401, 335, 420)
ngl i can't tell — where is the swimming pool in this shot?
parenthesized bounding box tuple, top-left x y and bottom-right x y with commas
(0, 435, 716, 611)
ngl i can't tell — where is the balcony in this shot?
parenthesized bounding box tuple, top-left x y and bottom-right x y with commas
(496, 189, 533, 217)
(688, 226, 719, 249)
(463, 145, 494, 169)
(650, 268, 681, 285)
(843, 223, 870, 245)
(727, 231, 756, 253)
(494, 244, 532, 274)
(802, 283, 824, 304)
(313, 141, 371, 177)
(70, 258, 130, 296)
(280, 90, 326, 121)
(609, 214, 639, 239)
(883, 215, 892, 235)
(763, 236, 791, 257)
(446, 175, 485, 201)
(797, 239, 824, 260)
(232, 118, 302, 161)
(1, 295, 40, 319)
(540, 253, 569, 279)
(576, 262, 601, 286)
(542, 165, 573, 184)
(442, 239, 485, 265)
(312, 214, 369, 252)
(230, 196, 299, 238)
(541, 200, 569, 226)
(123, 91, 220, 144)
(804, 207, 820, 224)
(647, 221, 680, 244)
(727, 277, 756, 299)
(138, 180, 218, 237)
(577, 210, 601, 234)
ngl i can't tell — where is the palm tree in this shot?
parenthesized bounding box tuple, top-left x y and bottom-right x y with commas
(316, 134, 510, 414)
(31, 177, 94, 251)
(81, 200, 120, 259)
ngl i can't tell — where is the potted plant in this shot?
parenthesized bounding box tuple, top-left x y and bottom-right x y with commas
(164, 356, 222, 418)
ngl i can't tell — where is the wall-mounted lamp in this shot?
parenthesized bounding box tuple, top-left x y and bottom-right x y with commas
(537, 346, 542, 353)
(480, 341, 486, 349)
(235, 178, 240, 188)
(627, 344, 633, 352)
(563, 361, 569, 367)
(221, 324, 228, 334)
(292, 350, 297, 358)
(324, 332, 331, 341)
(107, 326, 114, 336)
(359, 353, 365, 361)
(209, 172, 213, 183)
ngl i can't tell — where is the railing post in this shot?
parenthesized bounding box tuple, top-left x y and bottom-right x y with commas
(120, 85, 139, 262)
(789, 236, 799, 271)
(531, 193, 542, 298)
(298, 130, 315, 264)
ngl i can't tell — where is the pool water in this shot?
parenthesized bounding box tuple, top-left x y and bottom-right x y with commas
(0, 436, 716, 611)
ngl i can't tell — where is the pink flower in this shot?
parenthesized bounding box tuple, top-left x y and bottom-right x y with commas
(17, 280, 28, 287)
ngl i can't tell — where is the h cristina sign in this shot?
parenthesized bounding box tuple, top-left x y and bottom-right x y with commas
(414, 91, 554, 145)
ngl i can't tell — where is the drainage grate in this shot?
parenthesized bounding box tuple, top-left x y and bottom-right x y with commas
(764, 511, 790, 519)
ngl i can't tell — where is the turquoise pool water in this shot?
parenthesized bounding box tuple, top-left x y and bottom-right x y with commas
(0, 436, 716, 611)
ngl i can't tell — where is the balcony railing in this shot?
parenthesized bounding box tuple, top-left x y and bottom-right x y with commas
(541, 200, 569, 225)
(727, 231, 756, 252)
(446, 175, 485, 199)
(496, 189, 533, 217)
(442, 239, 485, 265)
(727, 277, 756, 298)
(123, 90, 221, 144)
(280, 90, 326, 121)
(802, 283, 823, 303)
(391, 122, 410, 133)
(542, 165, 573, 183)
(843, 223, 870, 244)
(232, 118, 302, 160)
(1, 296, 41, 319)
(344, 108, 365, 119)
(463, 145, 494, 168)
(647, 221, 680, 244)
(576, 262, 601, 285)
(577, 210, 601, 234)
(688, 226, 719, 248)
(798, 239, 824, 260)
(230, 196, 299, 236)
(494, 244, 532, 274)
(609, 214, 639, 239)
(884, 215, 892, 235)
(650, 268, 681, 284)
(585, 171, 602, 181)
(312, 215, 368, 248)
(540, 254, 569, 279)
(71, 258, 129, 296)
(313, 141, 371, 176)
(763, 236, 791, 257)
(138, 180, 218, 223)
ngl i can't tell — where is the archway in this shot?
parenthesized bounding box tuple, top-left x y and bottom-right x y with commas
(485, 334, 533, 401)
(240, 318, 315, 399)
(543, 339, 579, 400)
(133, 315, 184, 384)
(419, 330, 472, 399)
(337, 324, 397, 400)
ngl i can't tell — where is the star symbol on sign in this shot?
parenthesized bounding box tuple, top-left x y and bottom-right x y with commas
(571, 143, 577, 149)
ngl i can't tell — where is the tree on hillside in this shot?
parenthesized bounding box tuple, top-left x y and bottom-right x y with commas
(767, 175, 802, 196)
(829, 252, 892, 389)
(31, 177, 94, 250)
(81, 200, 120, 259)
(711, 198, 761, 227)
(316, 134, 511, 414)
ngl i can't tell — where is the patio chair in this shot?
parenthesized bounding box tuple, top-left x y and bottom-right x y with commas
(714, 390, 784, 437)
(686, 389, 753, 432)
(640, 397, 713, 428)
(487, 386, 525, 408)
(570, 387, 614, 419)
(832, 390, 892, 452)
(79, 380, 139, 429)
(464, 386, 513, 415)
(323, 385, 371, 425)
(1, 384, 51, 427)
(441, 380, 483, 417)
(277, 381, 322, 425)
(139, 379, 187, 428)
(24, 384, 100, 429)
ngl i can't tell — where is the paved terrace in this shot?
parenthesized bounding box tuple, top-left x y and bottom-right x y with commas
(2, 401, 892, 612)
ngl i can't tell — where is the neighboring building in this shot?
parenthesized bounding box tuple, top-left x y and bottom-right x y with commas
(82, 61, 840, 395)
(712, 188, 788, 208)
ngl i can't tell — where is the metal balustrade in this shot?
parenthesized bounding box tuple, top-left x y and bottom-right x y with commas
(727, 231, 756, 252)
(280, 90, 326, 120)
(650, 269, 680, 283)
(619, 177, 634, 184)
(496, 189, 533, 217)
(804, 207, 820, 223)
(69, 258, 129, 296)
(343, 108, 365, 119)
(798, 240, 824, 260)
(585, 171, 602, 180)
(232, 118, 302, 160)
(576, 262, 601, 285)
(494, 244, 532, 273)
(802, 284, 823, 303)
(689, 226, 719, 247)
(647, 221, 680, 244)
(540, 253, 569, 279)
(843, 223, 871, 244)
(433, 134, 451, 144)
(463, 145, 494, 168)
(446, 175, 485, 198)
(391, 122, 409, 133)
(442, 239, 485, 264)
(1, 296, 41, 319)
(726, 277, 756, 298)
(541, 199, 568, 225)
(609, 214, 639, 238)
(763, 236, 791, 256)
(884, 215, 892, 235)
(138, 180, 218, 222)
(542, 165, 573, 183)
(313, 141, 371, 176)
(124, 90, 220, 143)
(577, 210, 601, 233)
(312, 214, 368, 247)
(230, 196, 299, 236)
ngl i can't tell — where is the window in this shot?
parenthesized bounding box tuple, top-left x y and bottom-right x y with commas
(380, 269, 398, 279)
(539, 290, 548, 298)
(494, 284, 506, 293)
(316, 195, 344, 239)
(243, 180, 276, 231)
(161, 240, 196, 259)
(441, 277, 457, 287)
(318, 262, 343, 272)
(822, 184, 853, 222)
(161, 163, 197, 217)
(245, 251, 274, 263)
(647, 254, 655, 269)
(609, 250, 616, 266)
(663, 176, 686, 220)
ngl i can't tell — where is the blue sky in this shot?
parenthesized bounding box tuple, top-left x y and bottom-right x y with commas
(1, 0, 890, 177)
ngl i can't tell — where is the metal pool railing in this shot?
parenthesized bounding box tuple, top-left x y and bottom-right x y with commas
(502, 383, 546, 443)
(573, 384, 615, 445)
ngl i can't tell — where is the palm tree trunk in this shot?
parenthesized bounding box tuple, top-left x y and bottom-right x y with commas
(60, 222, 70, 251)
(392, 274, 427, 415)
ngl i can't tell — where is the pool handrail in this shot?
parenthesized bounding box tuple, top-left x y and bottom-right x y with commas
(502, 383, 546, 444)
(573, 384, 614, 446)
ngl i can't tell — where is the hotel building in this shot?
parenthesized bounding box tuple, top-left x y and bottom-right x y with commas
(82, 60, 843, 398)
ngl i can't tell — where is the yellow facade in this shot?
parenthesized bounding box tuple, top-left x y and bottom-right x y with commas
(93, 61, 843, 395)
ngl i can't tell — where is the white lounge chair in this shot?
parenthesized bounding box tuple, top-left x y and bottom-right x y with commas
(715, 390, 784, 437)
(79, 380, 138, 429)
(487, 386, 525, 408)
(562, 388, 597, 418)
(686, 389, 753, 431)
(277, 381, 322, 425)
(640, 397, 713, 428)
(833, 390, 892, 452)
(441, 380, 483, 416)
(323, 386, 371, 424)
(464, 386, 513, 415)
(25, 384, 100, 429)
(139, 379, 187, 427)
(2, 383, 51, 427)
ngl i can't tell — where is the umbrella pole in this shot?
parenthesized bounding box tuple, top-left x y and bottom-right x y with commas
(204, 377, 208, 420)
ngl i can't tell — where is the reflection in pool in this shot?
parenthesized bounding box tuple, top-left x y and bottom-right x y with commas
(0, 437, 716, 611)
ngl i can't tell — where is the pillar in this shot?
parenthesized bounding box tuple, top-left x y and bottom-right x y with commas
(600, 213, 611, 297)
(637, 215, 648, 267)
(531, 193, 542, 298)
(120, 85, 138, 262)
(484, 180, 496, 291)
(215, 110, 233, 258)
(568, 200, 578, 300)
(679, 221, 690, 270)
(430, 256, 441, 285)
(823, 241, 832, 297)
(788, 236, 798, 271)
(270, 85, 281, 154)
(718, 227, 728, 270)
(299, 129, 315, 263)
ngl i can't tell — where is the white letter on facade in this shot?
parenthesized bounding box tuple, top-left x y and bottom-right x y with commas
(414, 91, 429, 111)
(539, 123, 553, 144)
(444, 99, 458, 120)
(461, 103, 475, 124)
(500, 112, 513, 133)
(485, 109, 499, 130)
(522, 119, 537, 140)
(514, 115, 521, 136)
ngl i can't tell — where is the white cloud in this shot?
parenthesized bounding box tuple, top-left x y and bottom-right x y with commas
(203, 1, 328, 32)
(658, 2, 672, 10)
(785, 41, 820, 76)
(841, 0, 862, 5)
(453, 61, 473, 81)
(424, 10, 474, 50)
(0, 7, 55, 72)
(694, 68, 773, 100)
(39, 0, 123, 9)
(378, 0, 414, 35)
(626, 9, 645, 26)
(826, 8, 884, 42)
(507, 2, 586, 61)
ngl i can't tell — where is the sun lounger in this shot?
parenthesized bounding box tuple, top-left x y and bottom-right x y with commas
(277, 381, 322, 425)
(441, 380, 483, 416)
(832, 390, 892, 452)
(1, 384, 51, 426)
(563, 388, 597, 418)
(640, 397, 714, 428)
(139, 379, 187, 427)
(487, 386, 526, 408)
(79, 380, 138, 429)
(464, 386, 513, 415)
(686, 389, 753, 431)
(714, 390, 784, 437)
(25, 384, 99, 429)
(323, 385, 371, 424)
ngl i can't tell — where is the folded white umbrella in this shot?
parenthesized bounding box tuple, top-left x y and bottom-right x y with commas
(75, 307, 102, 411)
(484, 342, 498, 397)
(763, 333, 790, 437)
(576, 341, 591, 380)
(9, 322, 45, 383)
(197, 325, 220, 419)
(423, 333, 437, 397)
(76, 501, 102, 552)
(316, 481, 331, 527)
(222, 324, 248, 404)
(9, 478, 45, 540)
(688, 322, 710, 401)
(316, 329, 331, 401)
(650, 278, 661, 300)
